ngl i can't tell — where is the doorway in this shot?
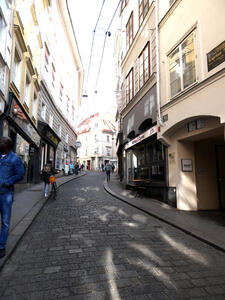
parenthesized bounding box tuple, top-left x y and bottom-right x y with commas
(216, 145, 225, 210)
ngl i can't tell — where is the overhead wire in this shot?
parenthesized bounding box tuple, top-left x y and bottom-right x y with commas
(84, 0, 106, 94)
(94, 0, 121, 93)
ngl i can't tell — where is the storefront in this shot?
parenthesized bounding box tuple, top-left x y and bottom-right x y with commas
(1, 92, 41, 183)
(38, 121, 61, 172)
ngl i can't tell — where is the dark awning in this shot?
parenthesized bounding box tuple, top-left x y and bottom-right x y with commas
(38, 121, 61, 148)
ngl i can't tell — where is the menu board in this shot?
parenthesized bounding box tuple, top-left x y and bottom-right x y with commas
(207, 41, 225, 71)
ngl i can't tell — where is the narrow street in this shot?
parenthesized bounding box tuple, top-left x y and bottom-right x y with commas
(0, 172, 225, 299)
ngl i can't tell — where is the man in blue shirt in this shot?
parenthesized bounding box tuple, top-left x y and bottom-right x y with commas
(0, 137, 24, 258)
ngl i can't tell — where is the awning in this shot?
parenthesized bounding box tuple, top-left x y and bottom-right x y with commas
(38, 121, 61, 148)
(124, 125, 157, 150)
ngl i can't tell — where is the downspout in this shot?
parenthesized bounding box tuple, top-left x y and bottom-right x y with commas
(155, 0, 163, 127)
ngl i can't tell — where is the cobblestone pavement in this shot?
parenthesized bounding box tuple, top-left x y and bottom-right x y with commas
(1, 172, 225, 300)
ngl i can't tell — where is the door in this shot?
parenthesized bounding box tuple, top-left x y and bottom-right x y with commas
(87, 160, 90, 170)
(216, 145, 225, 209)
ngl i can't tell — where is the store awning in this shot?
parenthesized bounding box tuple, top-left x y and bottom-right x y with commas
(38, 121, 61, 148)
(124, 125, 157, 150)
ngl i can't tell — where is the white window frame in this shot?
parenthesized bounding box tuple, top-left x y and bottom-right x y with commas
(58, 125, 62, 137)
(24, 71, 31, 108)
(65, 133, 68, 144)
(12, 46, 22, 91)
(41, 101, 46, 120)
(32, 90, 38, 118)
(169, 32, 197, 98)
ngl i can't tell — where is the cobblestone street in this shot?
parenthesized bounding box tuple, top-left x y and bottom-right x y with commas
(1, 172, 225, 299)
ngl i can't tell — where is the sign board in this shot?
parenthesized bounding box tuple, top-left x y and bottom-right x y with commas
(75, 141, 82, 148)
(125, 125, 157, 150)
(181, 159, 193, 172)
(207, 41, 225, 71)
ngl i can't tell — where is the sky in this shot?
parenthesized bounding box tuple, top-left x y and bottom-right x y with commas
(68, 0, 121, 122)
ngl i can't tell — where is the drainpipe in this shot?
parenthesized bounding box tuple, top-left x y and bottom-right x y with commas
(155, 0, 163, 127)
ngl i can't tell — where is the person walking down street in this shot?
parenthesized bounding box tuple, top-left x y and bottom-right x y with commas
(42, 161, 54, 198)
(64, 163, 69, 176)
(112, 164, 115, 173)
(0, 137, 25, 258)
(105, 162, 112, 182)
(81, 164, 84, 171)
(101, 163, 104, 172)
(69, 163, 74, 175)
(75, 163, 79, 175)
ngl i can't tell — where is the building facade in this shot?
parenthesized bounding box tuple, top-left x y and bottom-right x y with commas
(0, 0, 13, 119)
(77, 113, 117, 170)
(1, 0, 42, 183)
(36, 0, 83, 172)
(157, 0, 225, 210)
(115, 0, 171, 203)
(0, 0, 83, 184)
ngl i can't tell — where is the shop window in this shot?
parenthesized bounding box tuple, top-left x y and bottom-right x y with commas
(24, 73, 31, 109)
(151, 165, 165, 182)
(12, 47, 22, 91)
(153, 141, 164, 161)
(139, 43, 150, 88)
(169, 33, 196, 98)
(126, 68, 134, 104)
(139, 0, 150, 26)
(3, 120, 9, 137)
(41, 102, 46, 120)
(126, 12, 133, 50)
(16, 134, 29, 182)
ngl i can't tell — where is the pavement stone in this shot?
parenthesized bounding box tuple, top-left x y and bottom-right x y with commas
(0, 171, 225, 299)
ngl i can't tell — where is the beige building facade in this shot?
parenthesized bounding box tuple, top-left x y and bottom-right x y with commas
(158, 0, 225, 210)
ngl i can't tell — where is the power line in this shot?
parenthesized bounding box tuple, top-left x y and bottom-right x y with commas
(84, 0, 106, 95)
(94, 0, 121, 93)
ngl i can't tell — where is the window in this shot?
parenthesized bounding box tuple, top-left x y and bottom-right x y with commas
(41, 102, 46, 120)
(32, 91, 38, 118)
(59, 82, 63, 99)
(107, 135, 109, 143)
(58, 125, 62, 137)
(139, 0, 149, 25)
(52, 63, 55, 81)
(139, 43, 150, 87)
(106, 147, 111, 156)
(121, 0, 128, 12)
(0, 13, 4, 45)
(12, 47, 22, 91)
(44, 42, 50, 65)
(95, 122, 98, 128)
(94, 147, 99, 154)
(95, 134, 98, 142)
(49, 115, 53, 128)
(169, 33, 196, 97)
(65, 133, 68, 143)
(24, 73, 31, 108)
(126, 68, 134, 104)
(126, 12, 133, 50)
(169, 0, 176, 6)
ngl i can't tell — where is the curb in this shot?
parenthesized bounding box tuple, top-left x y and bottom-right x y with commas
(103, 181, 225, 254)
(0, 173, 86, 271)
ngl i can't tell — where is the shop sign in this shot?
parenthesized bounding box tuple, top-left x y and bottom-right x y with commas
(207, 41, 225, 71)
(45, 130, 60, 147)
(125, 125, 157, 150)
(181, 159, 193, 172)
(10, 98, 40, 147)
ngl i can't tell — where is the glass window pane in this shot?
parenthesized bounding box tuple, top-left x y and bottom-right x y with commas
(169, 48, 181, 97)
(182, 34, 196, 89)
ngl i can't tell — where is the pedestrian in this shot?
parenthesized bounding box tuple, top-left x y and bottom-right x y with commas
(105, 162, 112, 182)
(69, 162, 74, 175)
(0, 137, 25, 258)
(42, 161, 54, 197)
(64, 163, 69, 176)
(75, 163, 79, 175)
(101, 163, 104, 172)
(81, 163, 84, 171)
(112, 164, 115, 173)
